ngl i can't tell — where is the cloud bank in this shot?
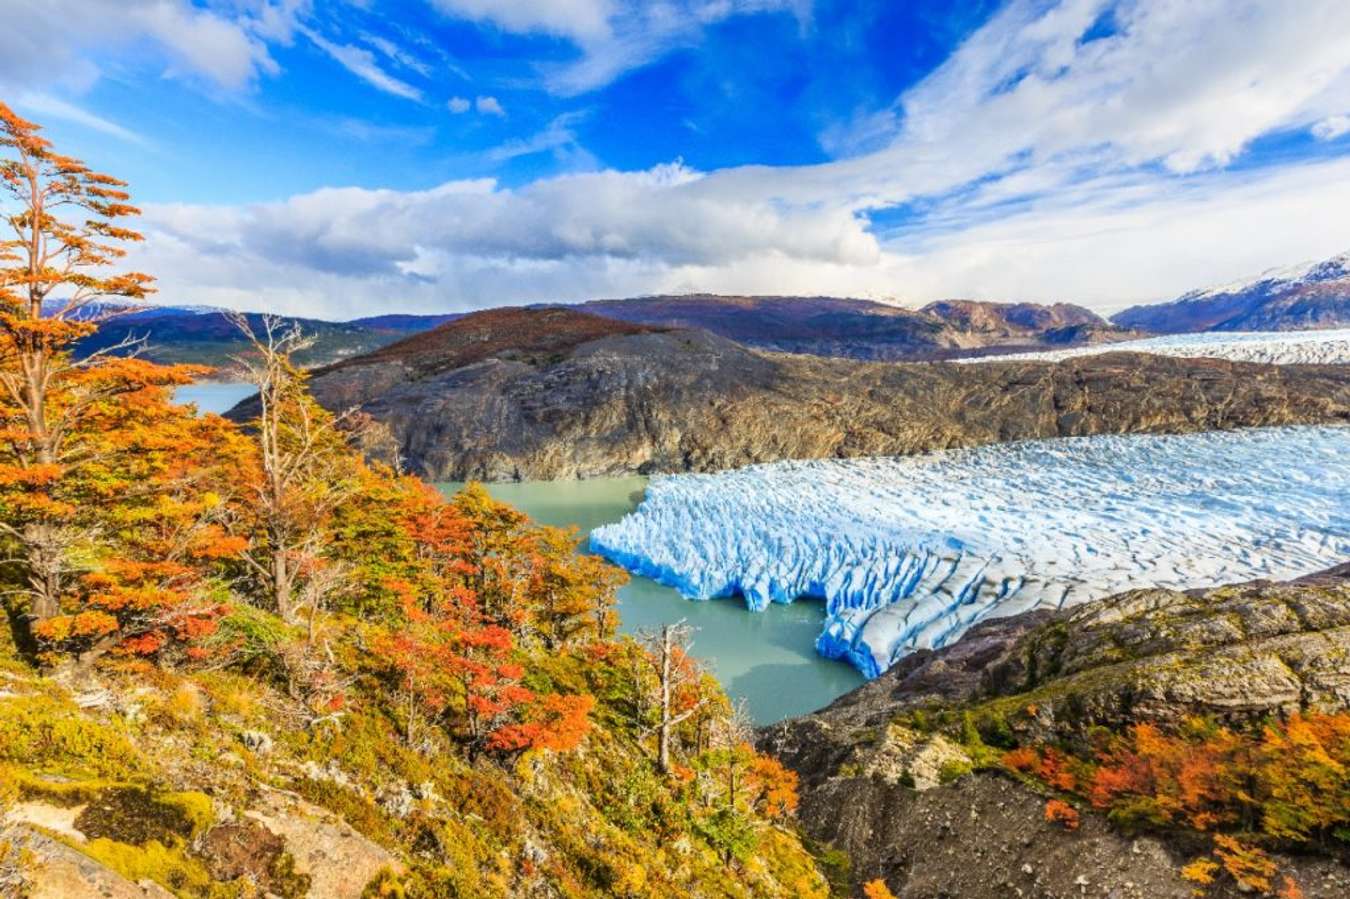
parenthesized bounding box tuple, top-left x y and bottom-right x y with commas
(120, 0, 1350, 317)
(8, 1, 1350, 318)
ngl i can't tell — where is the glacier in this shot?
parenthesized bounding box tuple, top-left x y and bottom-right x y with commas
(589, 427, 1350, 679)
(955, 328, 1350, 366)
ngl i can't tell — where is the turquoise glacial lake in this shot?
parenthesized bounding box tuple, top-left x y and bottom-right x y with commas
(174, 381, 864, 722)
(439, 478, 865, 724)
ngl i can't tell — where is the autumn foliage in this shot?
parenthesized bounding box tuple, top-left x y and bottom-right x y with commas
(1043, 798, 1080, 830)
(862, 878, 897, 899)
(0, 105, 830, 897)
(1002, 713, 1350, 893)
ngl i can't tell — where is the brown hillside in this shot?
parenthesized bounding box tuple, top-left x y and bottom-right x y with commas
(321, 306, 662, 378)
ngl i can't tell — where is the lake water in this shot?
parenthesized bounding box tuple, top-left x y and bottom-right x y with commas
(438, 478, 865, 724)
(173, 382, 865, 722)
(174, 381, 256, 414)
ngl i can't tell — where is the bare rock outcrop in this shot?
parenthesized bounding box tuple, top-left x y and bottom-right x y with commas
(761, 570, 1350, 898)
(261, 307, 1350, 481)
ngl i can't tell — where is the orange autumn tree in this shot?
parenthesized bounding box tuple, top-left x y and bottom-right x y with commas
(862, 879, 897, 899)
(523, 524, 624, 649)
(0, 100, 161, 621)
(29, 380, 253, 665)
(1002, 713, 1350, 893)
(746, 752, 800, 821)
(0, 101, 242, 664)
(375, 488, 597, 756)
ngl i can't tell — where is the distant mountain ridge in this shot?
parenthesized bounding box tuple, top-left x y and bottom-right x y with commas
(74, 311, 411, 369)
(72, 250, 1350, 371)
(1113, 251, 1350, 333)
(75, 295, 1136, 368)
(574, 294, 1133, 360)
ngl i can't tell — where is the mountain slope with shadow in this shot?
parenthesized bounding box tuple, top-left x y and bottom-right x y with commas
(241, 306, 1350, 481)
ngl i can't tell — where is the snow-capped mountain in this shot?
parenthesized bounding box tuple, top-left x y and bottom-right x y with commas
(1113, 251, 1350, 333)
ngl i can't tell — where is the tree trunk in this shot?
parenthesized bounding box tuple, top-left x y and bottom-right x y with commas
(19, 348, 64, 621)
(24, 521, 63, 620)
(658, 625, 672, 773)
(272, 551, 295, 622)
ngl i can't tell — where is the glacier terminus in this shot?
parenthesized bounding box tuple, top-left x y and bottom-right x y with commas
(589, 426, 1350, 679)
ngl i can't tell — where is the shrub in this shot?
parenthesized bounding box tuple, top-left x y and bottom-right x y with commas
(937, 758, 973, 784)
(1044, 799, 1080, 831)
(80, 837, 216, 896)
(863, 879, 898, 899)
(0, 694, 143, 779)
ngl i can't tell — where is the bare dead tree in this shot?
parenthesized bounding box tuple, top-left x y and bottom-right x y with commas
(227, 313, 358, 625)
(637, 619, 711, 773)
(709, 698, 755, 806)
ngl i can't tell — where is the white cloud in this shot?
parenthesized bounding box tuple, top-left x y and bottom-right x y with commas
(361, 32, 433, 78)
(426, 0, 614, 42)
(0, 0, 292, 93)
(484, 112, 588, 162)
(0, 2, 439, 114)
(14, 93, 149, 147)
(426, 0, 809, 94)
(136, 0, 282, 89)
(115, 1, 1350, 319)
(448, 95, 507, 117)
(300, 26, 424, 101)
(1313, 115, 1350, 141)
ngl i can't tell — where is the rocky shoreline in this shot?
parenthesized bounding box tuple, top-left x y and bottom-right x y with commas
(760, 567, 1350, 898)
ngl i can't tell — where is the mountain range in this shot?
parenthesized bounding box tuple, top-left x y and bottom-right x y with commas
(78, 249, 1350, 371)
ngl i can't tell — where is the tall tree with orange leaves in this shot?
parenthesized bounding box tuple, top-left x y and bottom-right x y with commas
(0, 101, 210, 628)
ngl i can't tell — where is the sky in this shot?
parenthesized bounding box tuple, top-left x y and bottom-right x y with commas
(4, 0, 1350, 320)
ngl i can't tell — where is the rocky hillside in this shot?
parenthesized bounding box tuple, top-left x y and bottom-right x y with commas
(763, 568, 1350, 898)
(920, 299, 1104, 332)
(576, 294, 1135, 360)
(279, 306, 1350, 481)
(1114, 251, 1350, 333)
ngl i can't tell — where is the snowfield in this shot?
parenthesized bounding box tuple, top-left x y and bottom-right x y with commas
(589, 427, 1350, 679)
(956, 329, 1350, 365)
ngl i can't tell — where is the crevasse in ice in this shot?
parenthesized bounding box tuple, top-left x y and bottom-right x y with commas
(589, 426, 1350, 678)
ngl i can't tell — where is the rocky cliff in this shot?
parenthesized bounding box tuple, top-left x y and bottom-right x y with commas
(277, 306, 1350, 481)
(761, 569, 1350, 898)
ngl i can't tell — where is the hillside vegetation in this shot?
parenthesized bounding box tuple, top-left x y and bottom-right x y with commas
(0, 101, 826, 898)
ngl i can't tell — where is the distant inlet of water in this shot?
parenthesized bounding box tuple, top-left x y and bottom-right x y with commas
(174, 381, 256, 415)
(437, 478, 865, 724)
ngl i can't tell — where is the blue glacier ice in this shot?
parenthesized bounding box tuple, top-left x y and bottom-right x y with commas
(589, 426, 1350, 679)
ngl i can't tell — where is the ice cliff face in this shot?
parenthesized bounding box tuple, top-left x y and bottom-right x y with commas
(589, 427, 1350, 678)
(958, 329, 1350, 366)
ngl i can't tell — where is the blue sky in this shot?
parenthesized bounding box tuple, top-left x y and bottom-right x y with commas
(4, 1, 1350, 318)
